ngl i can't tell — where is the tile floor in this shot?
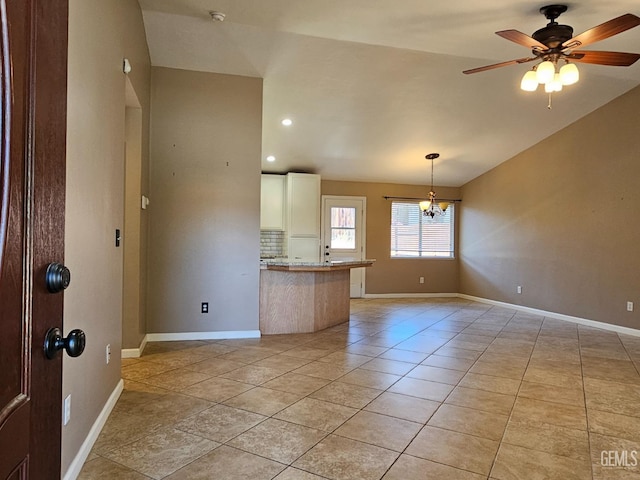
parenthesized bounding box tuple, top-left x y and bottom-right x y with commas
(79, 298, 640, 479)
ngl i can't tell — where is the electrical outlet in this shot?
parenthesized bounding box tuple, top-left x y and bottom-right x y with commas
(201, 302, 209, 313)
(63, 394, 71, 426)
(419, 277, 425, 284)
(627, 301, 634, 312)
(517, 286, 522, 294)
(106, 344, 111, 364)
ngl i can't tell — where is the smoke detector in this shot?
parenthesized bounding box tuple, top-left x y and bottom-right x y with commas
(209, 11, 226, 22)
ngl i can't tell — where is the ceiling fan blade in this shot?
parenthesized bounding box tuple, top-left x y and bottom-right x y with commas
(562, 13, 640, 49)
(566, 50, 640, 66)
(463, 57, 537, 74)
(496, 30, 548, 51)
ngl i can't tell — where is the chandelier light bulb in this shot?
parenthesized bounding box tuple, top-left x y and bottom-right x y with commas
(520, 70, 539, 91)
(536, 60, 555, 84)
(559, 63, 579, 85)
(551, 73, 563, 92)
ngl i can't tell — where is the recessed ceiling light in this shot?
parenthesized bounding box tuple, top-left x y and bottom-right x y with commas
(281, 118, 293, 126)
(266, 155, 276, 162)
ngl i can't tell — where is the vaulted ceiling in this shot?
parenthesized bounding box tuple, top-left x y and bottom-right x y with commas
(138, 0, 640, 186)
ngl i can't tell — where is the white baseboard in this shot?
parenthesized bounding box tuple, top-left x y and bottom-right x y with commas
(121, 334, 148, 359)
(62, 379, 124, 480)
(146, 330, 261, 342)
(363, 293, 459, 299)
(458, 294, 640, 338)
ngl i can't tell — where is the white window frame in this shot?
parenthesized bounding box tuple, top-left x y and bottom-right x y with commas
(390, 201, 455, 258)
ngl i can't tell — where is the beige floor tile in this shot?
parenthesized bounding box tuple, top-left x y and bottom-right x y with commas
(121, 362, 176, 381)
(273, 467, 327, 479)
(589, 409, 640, 442)
(115, 392, 212, 424)
(433, 345, 483, 360)
(406, 364, 466, 385)
(261, 372, 330, 395)
(182, 357, 246, 376)
(469, 359, 527, 380)
(364, 391, 440, 423)
(274, 397, 357, 432)
(518, 380, 585, 407)
(223, 386, 303, 416)
(252, 353, 312, 371)
(92, 411, 163, 455)
(229, 418, 326, 464)
(420, 353, 476, 371)
(503, 418, 590, 461)
(182, 376, 253, 402)
(217, 347, 276, 363)
(292, 361, 354, 380)
(458, 372, 521, 395)
(388, 376, 454, 402)
(405, 425, 499, 476)
(316, 351, 376, 367)
(524, 365, 584, 390)
(344, 343, 389, 357)
(309, 381, 382, 409)
(491, 443, 592, 480)
(165, 445, 285, 480)
(187, 342, 238, 356)
(280, 345, 334, 360)
(293, 434, 399, 480)
(582, 357, 640, 385)
(585, 378, 640, 418)
(590, 432, 640, 471)
(334, 410, 422, 451)
(510, 397, 587, 431)
(382, 454, 486, 480)
(591, 465, 640, 480)
(174, 404, 266, 443)
(359, 357, 417, 375)
(219, 364, 289, 385)
(102, 427, 218, 479)
(445, 386, 515, 415)
(338, 368, 401, 390)
(139, 351, 211, 369)
(428, 403, 508, 441)
(394, 337, 449, 354)
(140, 368, 212, 391)
(78, 456, 153, 479)
(377, 348, 429, 363)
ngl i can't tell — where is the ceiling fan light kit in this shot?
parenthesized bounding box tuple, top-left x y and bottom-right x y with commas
(463, 5, 640, 106)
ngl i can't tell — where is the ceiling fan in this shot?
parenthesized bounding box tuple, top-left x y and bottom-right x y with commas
(463, 5, 640, 86)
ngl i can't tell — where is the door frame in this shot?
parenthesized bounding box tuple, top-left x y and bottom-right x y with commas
(320, 195, 367, 298)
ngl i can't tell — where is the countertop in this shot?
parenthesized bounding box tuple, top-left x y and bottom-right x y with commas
(260, 259, 375, 272)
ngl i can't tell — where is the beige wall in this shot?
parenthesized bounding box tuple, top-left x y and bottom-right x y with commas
(459, 84, 640, 329)
(147, 67, 262, 334)
(321, 180, 460, 294)
(64, 0, 150, 475)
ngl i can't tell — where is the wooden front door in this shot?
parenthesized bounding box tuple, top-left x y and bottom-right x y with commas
(0, 1, 69, 478)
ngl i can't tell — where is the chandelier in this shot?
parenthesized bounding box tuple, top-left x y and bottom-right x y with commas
(520, 58, 579, 93)
(419, 153, 449, 218)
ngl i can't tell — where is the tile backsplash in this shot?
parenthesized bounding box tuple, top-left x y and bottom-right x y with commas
(260, 230, 286, 258)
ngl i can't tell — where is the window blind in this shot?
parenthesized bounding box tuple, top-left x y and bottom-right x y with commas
(390, 201, 454, 258)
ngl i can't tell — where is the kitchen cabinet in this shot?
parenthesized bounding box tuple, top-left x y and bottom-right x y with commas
(286, 173, 321, 261)
(260, 174, 285, 230)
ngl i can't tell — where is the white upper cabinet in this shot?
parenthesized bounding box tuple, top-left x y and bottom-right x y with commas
(286, 173, 321, 237)
(260, 174, 285, 230)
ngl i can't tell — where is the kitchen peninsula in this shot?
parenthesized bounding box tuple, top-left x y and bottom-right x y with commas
(259, 260, 375, 334)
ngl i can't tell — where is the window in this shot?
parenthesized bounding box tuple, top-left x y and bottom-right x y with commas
(390, 201, 454, 258)
(330, 207, 356, 249)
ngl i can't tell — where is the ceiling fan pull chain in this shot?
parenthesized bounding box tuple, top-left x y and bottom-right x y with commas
(547, 93, 553, 109)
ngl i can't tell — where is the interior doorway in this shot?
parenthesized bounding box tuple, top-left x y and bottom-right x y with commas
(321, 196, 367, 298)
(122, 77, 146, 354)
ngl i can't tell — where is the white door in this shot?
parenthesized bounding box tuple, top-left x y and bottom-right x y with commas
(321, 196, 366, 298)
